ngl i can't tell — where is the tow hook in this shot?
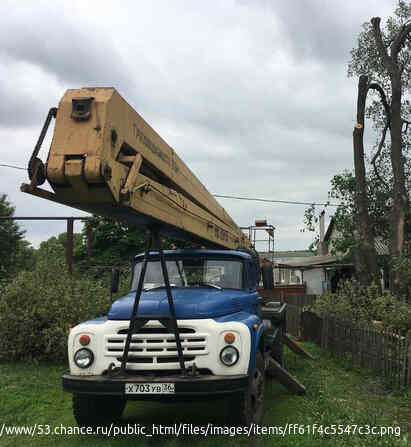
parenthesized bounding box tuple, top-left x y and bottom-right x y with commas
(189, 362, 199, 377)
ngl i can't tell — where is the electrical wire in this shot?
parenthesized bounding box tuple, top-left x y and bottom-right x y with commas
(0, 162, 339, 207)
(213, 194, 338, 207)
(0, 163, 26, 171)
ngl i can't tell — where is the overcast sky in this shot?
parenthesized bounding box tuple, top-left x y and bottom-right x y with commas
(0, 0, 398, 252)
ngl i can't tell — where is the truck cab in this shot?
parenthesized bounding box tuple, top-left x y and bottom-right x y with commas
(63, 249, 266, 426)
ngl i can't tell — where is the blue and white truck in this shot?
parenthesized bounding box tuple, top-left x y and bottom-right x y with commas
(21, 87, 305, 427)
(64, 248, 280, 426)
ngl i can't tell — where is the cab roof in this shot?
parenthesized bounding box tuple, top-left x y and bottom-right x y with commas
(134, 249, 251, 261)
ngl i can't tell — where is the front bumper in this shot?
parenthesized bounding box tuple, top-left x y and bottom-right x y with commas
(62, 372, 249, 397)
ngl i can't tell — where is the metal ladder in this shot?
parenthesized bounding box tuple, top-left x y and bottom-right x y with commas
(117, 228, 186, 376)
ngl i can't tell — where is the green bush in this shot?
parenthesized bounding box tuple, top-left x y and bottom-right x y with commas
(308, 279, 411, 334)
(0, 241, 112, 362)
(392, 257, 411, 302)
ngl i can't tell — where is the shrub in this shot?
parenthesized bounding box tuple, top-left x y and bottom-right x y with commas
(0, 242, 112, 362)
(308, 279, 411, 334)
(392, 257, 411, 302)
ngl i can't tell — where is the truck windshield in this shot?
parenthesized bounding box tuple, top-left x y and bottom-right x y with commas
(131, 258, 244, 291)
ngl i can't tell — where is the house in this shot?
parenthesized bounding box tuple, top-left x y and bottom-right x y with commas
(318, 214, 390, 291)
(272, 212, 390, 296)
(259, 213, 353, 296)
(275, 254, 354, 295)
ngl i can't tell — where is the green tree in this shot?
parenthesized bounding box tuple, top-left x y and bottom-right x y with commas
(76, 216, 147, 270)
(0, 194, 35, 280)
(0, 240, 111, 362)
(74, 215, 201, 276)
(304, 167, 410, 298)
(348, 1, 411, 290)
(305, 2, 411, 294)
(38, 232, 83, 257)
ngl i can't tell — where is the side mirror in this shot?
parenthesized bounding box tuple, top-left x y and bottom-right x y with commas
(110, 268, 120, 294)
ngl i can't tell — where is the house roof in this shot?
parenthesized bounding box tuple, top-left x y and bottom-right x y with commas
(259, 250, 313, 259)
(323, 217, 335, 243)
(276, 254, 344, 269)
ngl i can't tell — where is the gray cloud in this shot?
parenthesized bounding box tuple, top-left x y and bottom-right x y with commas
(0, 0, 398, 251)
(241, 0, 397, 64)
(0, 6, 132, 89)
(0, 2, 134, 127)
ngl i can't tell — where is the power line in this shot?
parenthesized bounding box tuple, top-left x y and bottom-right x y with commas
(0, 162, 339, 207)
(0, 163, 26, 171)
(213, 194, 338, 207)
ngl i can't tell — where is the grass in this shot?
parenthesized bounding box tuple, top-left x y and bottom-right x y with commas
(0, 343, 410, 446)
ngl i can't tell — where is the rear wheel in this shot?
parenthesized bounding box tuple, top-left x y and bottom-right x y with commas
(73, 394, 126, 428)
(229, 352, 265, 426)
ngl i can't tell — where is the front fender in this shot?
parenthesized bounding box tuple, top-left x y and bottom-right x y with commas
(248, 321, 264, 373)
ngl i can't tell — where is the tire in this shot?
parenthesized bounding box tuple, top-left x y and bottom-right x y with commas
(73, 394, 126, 428)
(229, 352, 265, 426)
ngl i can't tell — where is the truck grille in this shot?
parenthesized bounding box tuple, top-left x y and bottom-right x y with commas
(104, 324, 208, 368)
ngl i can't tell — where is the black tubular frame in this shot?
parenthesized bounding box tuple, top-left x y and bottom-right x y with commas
(120, 228, 186, 376)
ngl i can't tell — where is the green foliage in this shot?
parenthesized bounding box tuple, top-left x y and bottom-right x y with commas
(302, 204, 320, 253)
(329, 170, 393, 256)
(309, 279, 411, 334)
(0, 242, 111, 362)
(0, 194, 35, 280)
(38, 232, 83, 254)
(392, 256, 411, 300)
(304, 2, 411, 269)
(347, 1, 411, 251)
(303, 165, 410, 264)
(76, 216, 147, 270)
(74, 215, 201, 276)
(348, 0, 411, 93)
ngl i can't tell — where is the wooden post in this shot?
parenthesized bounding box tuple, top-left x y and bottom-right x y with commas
(66, 217, 74, 274)
(87, 221, 93, 269)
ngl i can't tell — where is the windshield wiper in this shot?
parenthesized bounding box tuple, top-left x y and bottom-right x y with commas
(195, 282, 222, 290)
(144, 284, 177, 292)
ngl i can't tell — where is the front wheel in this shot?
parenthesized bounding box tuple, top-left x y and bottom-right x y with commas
(73, 394, 126, 428)
(229, 352, 265, 426)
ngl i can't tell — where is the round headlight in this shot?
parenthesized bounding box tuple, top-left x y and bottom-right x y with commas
(74, 348, 94, 369)
(220, 346, 239, 366)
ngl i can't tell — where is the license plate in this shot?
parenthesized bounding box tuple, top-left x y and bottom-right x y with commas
(125, 382, 175, 394)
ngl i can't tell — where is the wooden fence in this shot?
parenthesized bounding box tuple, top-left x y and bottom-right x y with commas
(265, 293, 411, 387)
(283, 295, 316, 339)
(301, 311, 411, 387)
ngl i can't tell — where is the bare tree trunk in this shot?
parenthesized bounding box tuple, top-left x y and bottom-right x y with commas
(371, 17, 410, 296)
(353, 75, 379, 286)
(389, 74, 408, 294)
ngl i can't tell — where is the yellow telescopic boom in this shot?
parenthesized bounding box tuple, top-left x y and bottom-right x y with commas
(21, 87, 250, 249)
